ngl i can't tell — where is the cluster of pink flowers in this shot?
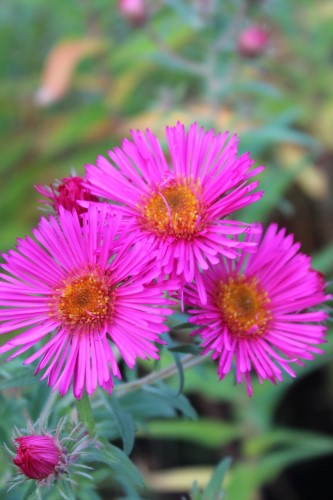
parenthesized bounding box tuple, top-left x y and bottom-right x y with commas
(0, 121, 330, 402)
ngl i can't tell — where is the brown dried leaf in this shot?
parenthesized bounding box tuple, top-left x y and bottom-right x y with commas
(34, 39, 104, 106)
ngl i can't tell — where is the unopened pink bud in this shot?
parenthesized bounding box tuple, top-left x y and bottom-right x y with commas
(237, 26, 270, 57)
(13, 435, 62, 480)
(35, 175, 98, 216)
(7, 418, 94, 491)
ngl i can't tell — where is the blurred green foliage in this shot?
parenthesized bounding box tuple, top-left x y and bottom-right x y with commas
(1, 0, 333, 253)
(1, 0, 333, 499)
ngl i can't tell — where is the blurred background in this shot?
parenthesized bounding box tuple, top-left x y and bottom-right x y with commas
(1, 0, 333, 498)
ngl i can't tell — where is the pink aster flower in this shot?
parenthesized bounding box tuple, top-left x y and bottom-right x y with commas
(0, 205, 175, 398)
(185, 223, 330, 396)
(35, 175, 99, 216)
(85, 122, 264, 303)
(5, 417, 93, 491)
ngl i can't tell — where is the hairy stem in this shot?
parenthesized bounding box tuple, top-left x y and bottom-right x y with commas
(76, 391, 96, 437)
(39, 390, 58, 428)
(115, 353, 210, 396)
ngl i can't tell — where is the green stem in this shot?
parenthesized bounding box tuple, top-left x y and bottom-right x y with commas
(76, 391, 96, 437)
(115, 353, 210, 397)
(39, 390, 58, 428)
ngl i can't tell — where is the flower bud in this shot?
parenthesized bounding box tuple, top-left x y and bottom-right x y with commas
(13, 435, 62, 481)
(35, 175, 98, 216)
(5, 418, 94, 491)
(237, 25, 270, 57)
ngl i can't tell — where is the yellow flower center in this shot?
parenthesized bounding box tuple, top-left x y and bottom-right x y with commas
(57, 272, 114, 330)
(216, 276, 271, 339)
(142, 180, 202, 239)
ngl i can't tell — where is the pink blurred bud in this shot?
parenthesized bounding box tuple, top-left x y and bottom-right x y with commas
(237, 26, 270, 57)
(118, 0, 147, 25)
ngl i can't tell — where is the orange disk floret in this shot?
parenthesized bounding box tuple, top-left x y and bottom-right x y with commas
(215, 275, 271, 339)
(142, 179, 203, 240)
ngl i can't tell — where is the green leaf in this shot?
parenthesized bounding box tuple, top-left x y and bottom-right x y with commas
(142, 384, 197, 420)
(230, 80, 282, 99)
(203, 457, 232, 500)
(56, 480, 76, 500)
(244, 428, 333, 457)
(0, 132, 33, 175)
(168, 345, 201, 355)
(239, 125, 319, 156)
(190, 480, 203, 500)
(70, 489, 101, 500)
(312, 242, 333, 273)
(38, 104, 109, 160)
(100, 392, 135, 455)
(171, 322, 197, 330)
(143, 419, 244, 448)
(228, 438, 333, 500)
(119, 386, 196, 421)
(237, 158, 306, 224)
(0, 372, 38, 390)
(89, 440, 145, 495)
(180, 362, 245, 404)
(163, 0, 203, 28)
